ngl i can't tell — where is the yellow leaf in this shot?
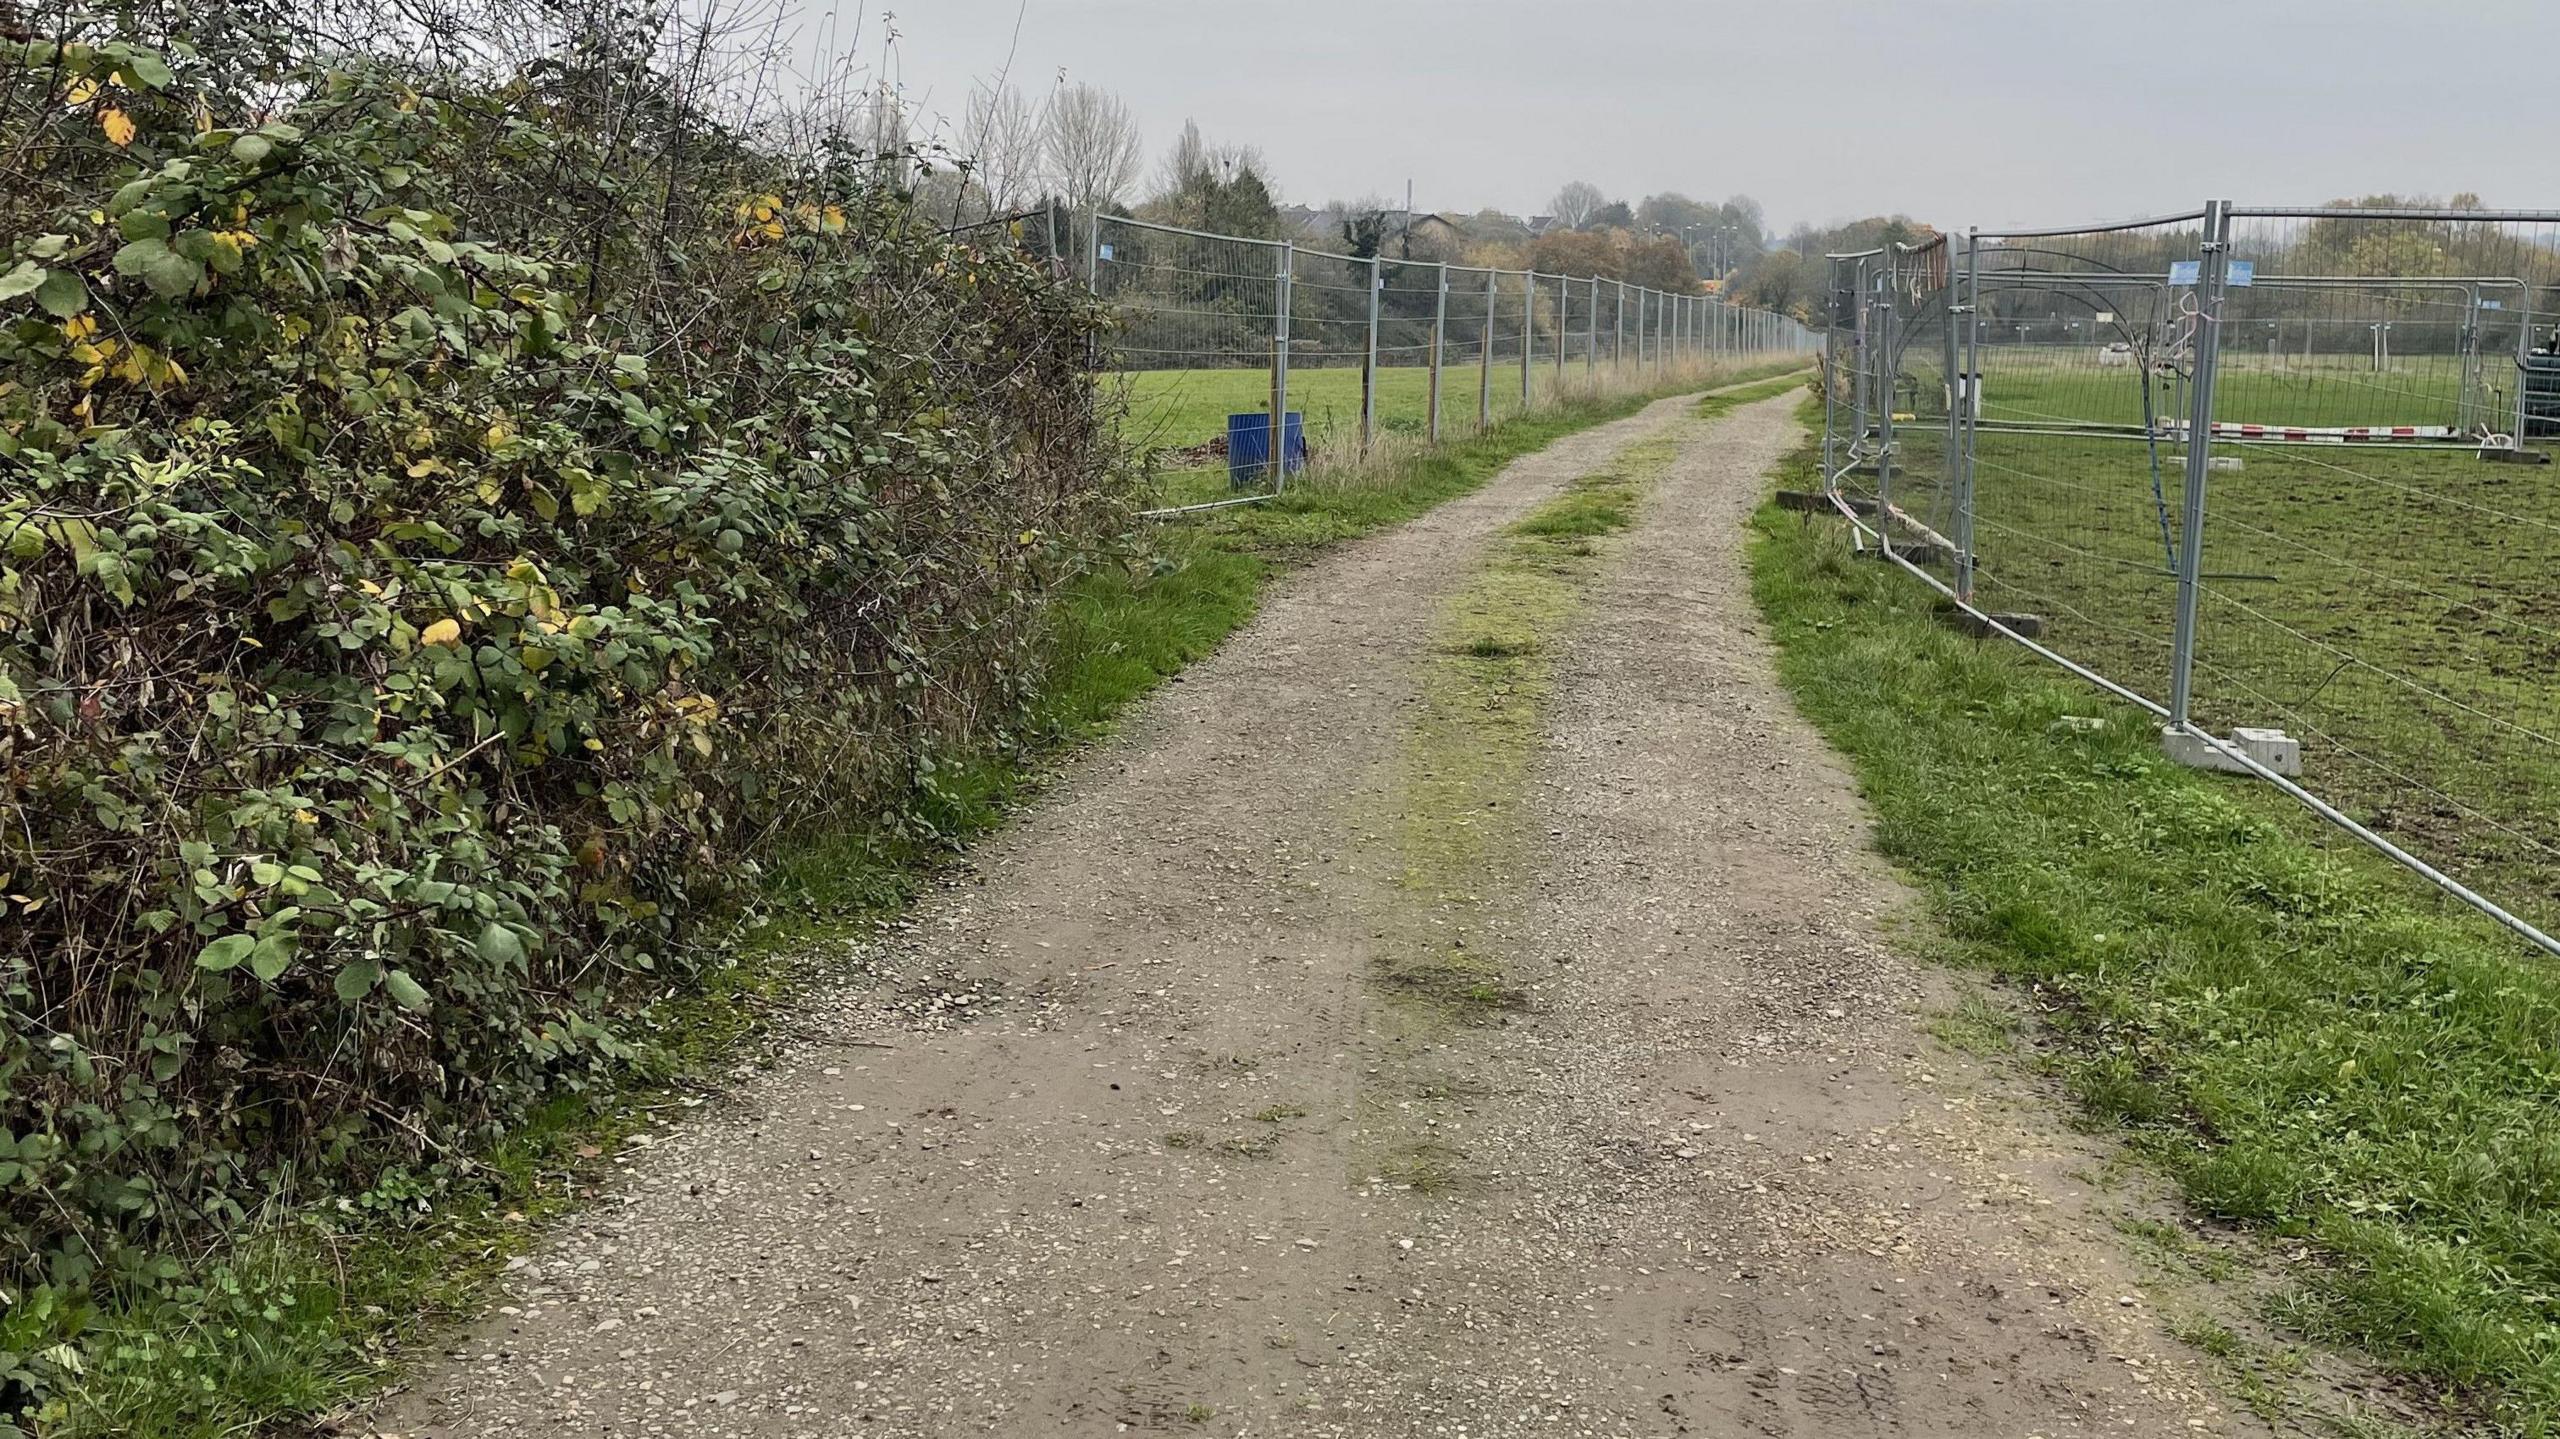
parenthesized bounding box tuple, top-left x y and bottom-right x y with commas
(100, 109, 136, 147)
(61, 314, 97, 341)
(64, 78, 99, 106)
(420, 618, 462, 647)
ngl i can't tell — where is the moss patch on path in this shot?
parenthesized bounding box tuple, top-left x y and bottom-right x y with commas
(1373, 429, 1686, 1016)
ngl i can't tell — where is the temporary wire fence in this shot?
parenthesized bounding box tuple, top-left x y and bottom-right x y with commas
(1821, 202, 2560, 958)
(1085, 212, 1820, 514)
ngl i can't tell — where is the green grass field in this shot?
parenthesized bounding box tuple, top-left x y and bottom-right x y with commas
(1956, 346, 2495, 433)
(1755, 396, 2560, 1428)
(1863, 355, 2560, 940)
(1119, 362, 1547, 451)
(1117, 354, 1728, 506)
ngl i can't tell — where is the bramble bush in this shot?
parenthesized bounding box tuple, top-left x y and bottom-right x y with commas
(0, 4, 1130, 1420)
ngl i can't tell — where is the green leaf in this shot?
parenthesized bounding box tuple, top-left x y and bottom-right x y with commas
(27, 233, 69, 260)
(229, 132, 272, 164)
(123, 52, 172, 88)
(0, 262, 40, 302)
(248, 933, 294, 983)
(194, 934, 254, 971)
(477, 921, 525, 969)
(382, 969, 429, 1011)
(112, 237, 202, 299)
(33, 268, 89, 318)
(333, 958, 381, 1003)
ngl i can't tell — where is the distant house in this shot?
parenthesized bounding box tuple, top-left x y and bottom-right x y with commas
(1526, 214, 1559, 236)
(1393, 211, 1469, 258)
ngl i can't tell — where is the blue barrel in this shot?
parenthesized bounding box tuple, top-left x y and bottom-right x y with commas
(1226, 412, 1308, 486)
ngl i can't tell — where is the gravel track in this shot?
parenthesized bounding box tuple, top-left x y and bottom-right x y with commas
(368, 392, 2252, 1439)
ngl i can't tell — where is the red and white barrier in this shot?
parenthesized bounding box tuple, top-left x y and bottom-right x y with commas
(2158, 420, 2460, 444)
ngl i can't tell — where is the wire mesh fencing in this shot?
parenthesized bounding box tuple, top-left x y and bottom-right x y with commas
(1825, 201, 2560, 956)
(1087, 213, 1822, 514)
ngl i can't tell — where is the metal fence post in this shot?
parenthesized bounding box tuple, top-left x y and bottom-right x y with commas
(1953, 230, 1983, 600)
(1271, 240, 1293, 489)
(2517, 286, 2536, 444)
(1586, 276, 1598, 381)
(1819, 311, 1840, 492)
(1519, 270, 1533, 406)
(1874, 253, 1897, 553)
(1615, 279, 1627, 369)
(2167, 200, 2235, 733)
(1429, 263, 1447, 443)
(1479, 268, 1496, 431)
(1554, 274, 1566, 385)
(1850, 262, 1870, 449)
(1086, 209, 1101, 291)
(1361, 254, 1381, 456)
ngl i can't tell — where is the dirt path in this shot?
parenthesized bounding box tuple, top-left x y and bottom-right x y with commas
(370, 393, 2251, 1438)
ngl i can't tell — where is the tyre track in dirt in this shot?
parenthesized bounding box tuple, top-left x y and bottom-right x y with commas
(368, 390, 2254, 1438)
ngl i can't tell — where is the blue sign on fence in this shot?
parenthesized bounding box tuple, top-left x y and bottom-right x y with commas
(1098, 243, 1116, 262)
(2227, 260, 2255, 287)
(2168, 261, 2200, 285)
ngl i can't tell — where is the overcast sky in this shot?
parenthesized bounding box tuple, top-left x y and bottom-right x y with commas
(857, 0, 2560, 237)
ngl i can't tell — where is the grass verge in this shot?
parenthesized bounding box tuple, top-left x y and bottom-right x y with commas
(1750, 395, 2560, 1433)
(1695, 369, 1814, 421)
(38, 369, 1783, 1439)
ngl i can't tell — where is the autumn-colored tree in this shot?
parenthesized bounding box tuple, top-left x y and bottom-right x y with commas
(1530, 228, 1619, 280)
(1621, 232, 1701, 293)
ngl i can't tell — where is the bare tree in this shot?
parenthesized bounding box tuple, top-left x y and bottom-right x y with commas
(1151, 117, 1211, 202)
(1044, 82, 1143, 214)
(1550, 180, 1607, 231)
(959, 82, 1040, 212)
(856, 80, 911, 185)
